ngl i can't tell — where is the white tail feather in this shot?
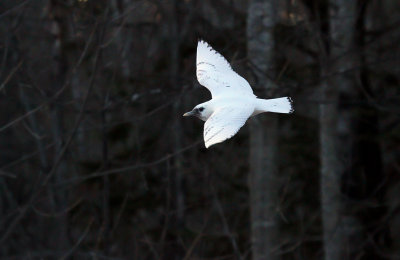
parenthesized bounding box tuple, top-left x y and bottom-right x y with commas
(255, 97, 294, 114)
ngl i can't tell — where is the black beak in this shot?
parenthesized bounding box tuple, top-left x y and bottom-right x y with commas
(183, 110, 196, 117)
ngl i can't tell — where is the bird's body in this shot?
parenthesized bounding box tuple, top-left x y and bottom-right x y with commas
(194, 95, 253, 121)
(184, 40, 293, 148)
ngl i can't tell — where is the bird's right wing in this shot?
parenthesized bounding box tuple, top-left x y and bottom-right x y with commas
(196, 40, 255, 98)
(203, 105, 253, 148)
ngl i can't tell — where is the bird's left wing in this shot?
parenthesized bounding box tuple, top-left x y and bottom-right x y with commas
(203, 105, 253, 148)
(196, 40, 255, 98)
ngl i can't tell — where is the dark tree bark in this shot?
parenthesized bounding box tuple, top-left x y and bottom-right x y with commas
(247, 1, 280, 259)
(319, 0, 358, 258)
(47, 0, 70, 251)
(341, 1, 389, 258)
(163, 1, 185, 259)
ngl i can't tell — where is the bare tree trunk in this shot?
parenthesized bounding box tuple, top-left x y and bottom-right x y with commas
(164, 1, 185, 259)
(330, 1, 359, 259)
(47, 0, 70, 251)
(346, 1, 388, 258)
(101, 95, 111, 253)
(247, 1, 280, 259)
(320, 1, 358, 259)
(319, 78, 343, 260)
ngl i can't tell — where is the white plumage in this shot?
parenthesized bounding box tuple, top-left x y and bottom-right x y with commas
(196, 41, 254, 98)
(184, 40, 294, 148)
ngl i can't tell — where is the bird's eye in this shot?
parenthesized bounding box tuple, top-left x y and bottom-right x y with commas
(198, 107, 204, 112)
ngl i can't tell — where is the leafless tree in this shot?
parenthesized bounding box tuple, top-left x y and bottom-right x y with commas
(0, 0, 399, 259)
(247, 0, 281, 259)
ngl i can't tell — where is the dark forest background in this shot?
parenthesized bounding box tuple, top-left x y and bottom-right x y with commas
(1, 0, 400, 259)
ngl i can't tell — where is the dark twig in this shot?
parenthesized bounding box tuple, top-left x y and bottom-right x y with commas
(56, 139, 203, 187)
(210, 184, 243, 260)
(0, 17, 104, 244)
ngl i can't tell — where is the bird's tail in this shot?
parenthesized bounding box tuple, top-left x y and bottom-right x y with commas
(255, 97, 294, 114)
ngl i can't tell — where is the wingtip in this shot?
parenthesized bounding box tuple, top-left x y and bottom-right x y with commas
(204, 140, 217, 149)
(197, 39, 209, 48)
(287, 97, 294, 113)
(196, 40, 232, 71)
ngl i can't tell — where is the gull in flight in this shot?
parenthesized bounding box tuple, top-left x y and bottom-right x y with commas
(184, 40, 293, 148)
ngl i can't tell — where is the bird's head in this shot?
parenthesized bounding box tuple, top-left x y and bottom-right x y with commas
(183, 103, 213, 121)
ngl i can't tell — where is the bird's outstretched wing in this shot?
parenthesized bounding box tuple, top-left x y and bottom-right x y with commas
(203, 105, 253, 148)
(196, 40, 255, 98)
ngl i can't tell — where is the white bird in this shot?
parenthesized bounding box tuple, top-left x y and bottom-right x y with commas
(183, 40, 293, 148)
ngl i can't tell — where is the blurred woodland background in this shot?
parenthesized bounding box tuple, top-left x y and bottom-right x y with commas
(1, 0, 400, 259)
